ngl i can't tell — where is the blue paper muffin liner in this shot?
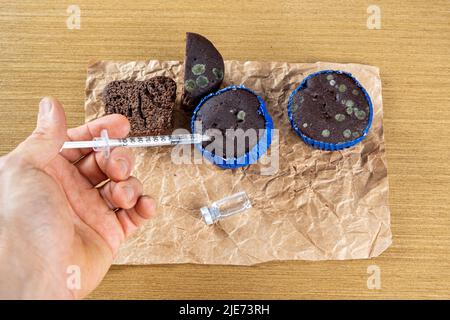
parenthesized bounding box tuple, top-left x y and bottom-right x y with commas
(287, 70, 374, 151)
(191, 85, 274, 169)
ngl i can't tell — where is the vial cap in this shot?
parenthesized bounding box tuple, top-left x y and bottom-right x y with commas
(200, 206, 214, 225)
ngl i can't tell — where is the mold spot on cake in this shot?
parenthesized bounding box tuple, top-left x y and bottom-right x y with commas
(335, 113, 345, 122)
(213, 68, 224, 80)
(321, 129, 330, 137)
(196, 75, 209, 88)
(355, 109, 366, 120)
(346, 106, 353, 115)
(192, 64, 206, 75)
(237, 110, 246, 122)
(185, 79, 197, 92)
(343, 129, 352, 138)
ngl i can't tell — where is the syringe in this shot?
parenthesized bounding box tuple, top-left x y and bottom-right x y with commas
(61, 129, 210, 158)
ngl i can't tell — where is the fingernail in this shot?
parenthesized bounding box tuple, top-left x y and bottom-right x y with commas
(39, 98, 53, 116)
(116, 158, 129, 177)
(123, 186, 134, 202)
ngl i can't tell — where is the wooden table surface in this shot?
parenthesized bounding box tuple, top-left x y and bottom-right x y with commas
(0, 0, 449, 299)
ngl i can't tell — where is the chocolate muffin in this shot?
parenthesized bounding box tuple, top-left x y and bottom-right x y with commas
(288, 71, 373, 150)
(103, 76, 176, 136)
(182, 32, 225, 111)
(192, 86, 269, 161)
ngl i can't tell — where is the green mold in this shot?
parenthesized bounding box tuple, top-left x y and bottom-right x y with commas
(326, 74, 334, 81)
(196, 75, 209, 88)
(321, 129, 330, 138)
(192, 64, 206, 75)
(352, 89, 359, 96)
(338, 84, 347, 92)
(212, 68, 224, 80)
(237, 110, 246, 121)
(291, 104, 299, 112)
(346, 106, 353, 115)
(352, 131, 361, 138)
(185, 79, 197, 92)
(345, 100, 354, 108)
(355, 109, 366, 120)
(343, 129, 352, 138)
(335, 113, 345, 122)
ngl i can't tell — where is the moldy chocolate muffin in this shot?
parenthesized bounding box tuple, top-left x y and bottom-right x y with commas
(192, 86, 273, 169)
(288, 70, 373, 150)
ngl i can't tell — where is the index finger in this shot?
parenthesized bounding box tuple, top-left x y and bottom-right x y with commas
(61, 114, 130, 162)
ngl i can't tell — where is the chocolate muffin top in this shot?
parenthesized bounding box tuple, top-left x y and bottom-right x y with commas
(182, 32, 224, 111)
(194, 88, 266, 159)
(290, 72, 371, 144)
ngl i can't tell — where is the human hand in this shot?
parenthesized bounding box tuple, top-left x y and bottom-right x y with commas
(0, 97, 156, 299)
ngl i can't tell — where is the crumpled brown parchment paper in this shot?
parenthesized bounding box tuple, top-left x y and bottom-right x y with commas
(85, 60, 392, 265)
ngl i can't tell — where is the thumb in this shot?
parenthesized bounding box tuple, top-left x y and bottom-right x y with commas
(14, 97, 67, 169)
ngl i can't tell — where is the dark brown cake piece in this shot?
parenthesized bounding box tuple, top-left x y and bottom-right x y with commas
(103, 76, 176, 136)
(182, 32, 225, 111)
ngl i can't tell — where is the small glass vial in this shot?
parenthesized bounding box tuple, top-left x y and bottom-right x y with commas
(200, 191, 252, 225)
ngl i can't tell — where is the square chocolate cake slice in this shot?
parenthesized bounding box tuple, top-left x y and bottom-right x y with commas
(103, 76, 177, 136)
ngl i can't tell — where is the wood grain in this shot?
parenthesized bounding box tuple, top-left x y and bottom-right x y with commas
(0, 0, 449, 299)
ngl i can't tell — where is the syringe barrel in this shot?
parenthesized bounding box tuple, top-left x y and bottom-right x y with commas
(60, 131, 210, 159)
(120, 134, 206, 147)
